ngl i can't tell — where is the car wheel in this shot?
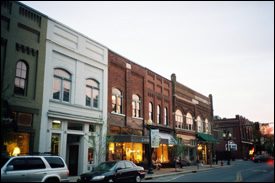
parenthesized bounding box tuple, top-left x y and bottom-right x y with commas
(108, 178, 114, 182)
(135, 175, 141, 182)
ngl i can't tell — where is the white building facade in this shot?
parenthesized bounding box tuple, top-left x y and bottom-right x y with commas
(39, 18, 108, 175)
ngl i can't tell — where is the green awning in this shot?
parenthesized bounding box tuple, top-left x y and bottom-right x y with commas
(197, 133, 218, 143)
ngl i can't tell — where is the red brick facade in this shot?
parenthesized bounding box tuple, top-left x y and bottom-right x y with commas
(213, 115, 254, 160)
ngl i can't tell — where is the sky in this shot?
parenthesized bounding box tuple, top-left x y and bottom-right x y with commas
(21, 1, 274, 126)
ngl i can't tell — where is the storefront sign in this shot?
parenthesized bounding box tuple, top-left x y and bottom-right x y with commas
(151, 129, 160, 148)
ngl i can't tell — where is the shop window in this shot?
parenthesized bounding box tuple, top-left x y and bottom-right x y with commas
(51, 134, 60, 155)
(4, 132, 30, 156)
(155, 144, 169, 163)
(88, 147, 94, 164)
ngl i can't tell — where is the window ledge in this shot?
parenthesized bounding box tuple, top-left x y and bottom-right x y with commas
(111, 112, 126, 117)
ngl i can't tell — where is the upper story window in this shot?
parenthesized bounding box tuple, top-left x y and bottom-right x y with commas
(186, 112, 193, 130)
(86, 79, 99, 108)
(205, 118, 209, 133)
(112, 88, 123, 114)
(52, 68, 71, 102)
(196, 116, 203, 133)
(175, 109, 183, 128)
(14, 60, 28, 96)
(164, 107, 168, 126)
(157, 105, 161, 124)
(132, 94, 141, 118)
(149, 102, 153, 122)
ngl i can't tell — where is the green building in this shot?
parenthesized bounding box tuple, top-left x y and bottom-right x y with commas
(1, 1, 48, 155)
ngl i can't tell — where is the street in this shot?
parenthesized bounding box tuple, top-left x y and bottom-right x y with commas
(142, 160, 274, 182)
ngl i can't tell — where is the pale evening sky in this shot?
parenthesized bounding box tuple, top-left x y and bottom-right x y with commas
(21, 1, 274, 126)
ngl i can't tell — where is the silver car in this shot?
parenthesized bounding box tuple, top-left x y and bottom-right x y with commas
(1, 155, 69, 182)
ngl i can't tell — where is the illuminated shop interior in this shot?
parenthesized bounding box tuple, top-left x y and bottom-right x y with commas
(4, 132, 30, 156)
(108, 142, 143, 163)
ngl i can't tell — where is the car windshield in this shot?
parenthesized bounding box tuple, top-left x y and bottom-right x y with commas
(93, 161, 117, 171)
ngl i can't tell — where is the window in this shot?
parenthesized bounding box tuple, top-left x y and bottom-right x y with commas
(132, 94, 141, 117)
(175, 110, 183, 128)
(14, 61, 28, 95)
(45, 157, 65, 168)
(149, 102, 153, 122)
(157, 105, 161, 124)
(8, 158, 26, 170)
(164, 107, 168, 126)
(27, 158, 46, 169)
(205, 119, 209, 133)
(86, 79, 99, 108)
(112, 88, 123, 114)
(196, 116, 202, 132)
(186, 113, 193, 130)
(52, 68, 71, 102)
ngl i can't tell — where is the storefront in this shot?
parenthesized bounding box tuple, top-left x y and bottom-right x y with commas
(152, 132, 177, 164)
(196, 132, 217, 164)
(107, 134, 148, 164)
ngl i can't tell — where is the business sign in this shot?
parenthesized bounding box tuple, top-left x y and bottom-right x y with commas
(151, 129, 160, 148)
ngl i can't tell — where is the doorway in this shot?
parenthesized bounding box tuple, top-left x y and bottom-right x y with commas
(67, 134, 80, 176)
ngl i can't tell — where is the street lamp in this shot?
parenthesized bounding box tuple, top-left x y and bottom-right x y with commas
(223, 130, 232, 165)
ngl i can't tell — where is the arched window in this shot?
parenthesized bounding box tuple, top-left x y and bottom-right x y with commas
(52, 68, 71, 102)
(14, 60, 28, 96)
(86, 79, 99, 108)
(157, 105, 161, 124)
(132, 94, 141, 117)
(164, 107, 168, 126)
(149, 102, 153, 122)
(186, 112, 193, 130)
(175, 109, 183, 128)
(196, 116, 202, 133)
(112, 88, 123, 114)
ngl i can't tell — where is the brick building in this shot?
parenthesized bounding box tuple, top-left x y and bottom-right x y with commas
(107, 50, 175, 167)
(213, 115, 254, 160)
(171, 74, 215, 164)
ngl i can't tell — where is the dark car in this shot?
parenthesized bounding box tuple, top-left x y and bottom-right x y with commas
(77, 160, 146, 182)
(253, 154, 274, 163)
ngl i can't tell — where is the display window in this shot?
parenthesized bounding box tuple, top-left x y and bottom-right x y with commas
(108, 142, 143, 163)
(4, 132, 30, 156)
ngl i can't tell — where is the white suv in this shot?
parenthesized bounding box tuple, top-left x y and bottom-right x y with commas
(1, 155, 69, 182)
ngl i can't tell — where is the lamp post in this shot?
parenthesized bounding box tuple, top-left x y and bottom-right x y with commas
(147, 124, 154, 174)
(223, 130, 232, 165)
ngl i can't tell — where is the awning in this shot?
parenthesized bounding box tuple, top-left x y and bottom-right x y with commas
(197, 133, 217, 143)
(158, 132, 177, 145)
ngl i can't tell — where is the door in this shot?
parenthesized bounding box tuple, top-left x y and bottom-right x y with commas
(68, 145, 79, 176)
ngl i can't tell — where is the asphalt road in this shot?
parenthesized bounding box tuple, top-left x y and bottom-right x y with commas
(142, 160, 274, 182)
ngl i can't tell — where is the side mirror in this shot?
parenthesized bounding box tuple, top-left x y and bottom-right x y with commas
(6, 165, 14, 171)
(116, 167, 122, 172)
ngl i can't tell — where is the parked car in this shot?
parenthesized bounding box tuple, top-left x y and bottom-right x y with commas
(77, 160, 146, 182)
(253, 154, 274, 163)
(1, 155, 69, 182)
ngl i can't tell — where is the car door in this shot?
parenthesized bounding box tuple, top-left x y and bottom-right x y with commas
(124, 161, 136, 181)
(2, 158, 27, 182)
(24, 157, 47, 182)
(115, 161, 126, 182)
